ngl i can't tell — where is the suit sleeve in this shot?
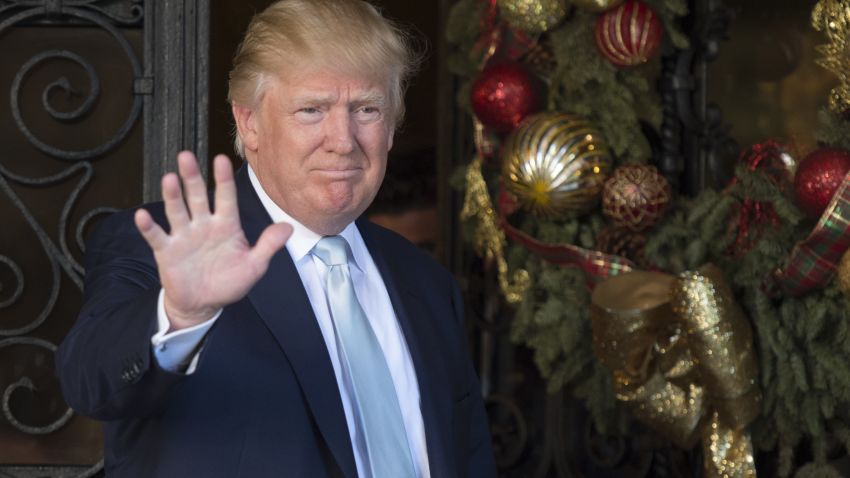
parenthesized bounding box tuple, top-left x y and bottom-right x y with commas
(56, 208, 186, 421)
(450, 275, 499, 477)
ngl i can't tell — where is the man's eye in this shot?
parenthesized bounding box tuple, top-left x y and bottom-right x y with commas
(294, 108, 323, 123)
(355, 107, 381, 120)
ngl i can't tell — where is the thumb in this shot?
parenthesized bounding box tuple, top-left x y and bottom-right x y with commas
(251, 222, 293, 264)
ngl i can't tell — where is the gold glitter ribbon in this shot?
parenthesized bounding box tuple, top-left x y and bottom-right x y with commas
(591, 265, 760, 478)
(461, 155, 530, 303)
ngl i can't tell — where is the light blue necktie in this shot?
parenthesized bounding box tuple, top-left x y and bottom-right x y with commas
(312, 236, 416, 478)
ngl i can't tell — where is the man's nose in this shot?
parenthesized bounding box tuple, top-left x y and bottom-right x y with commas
(324, 110, 355, 155)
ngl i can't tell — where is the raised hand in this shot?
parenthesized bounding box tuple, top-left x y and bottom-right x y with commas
(134, 152, 292, 330)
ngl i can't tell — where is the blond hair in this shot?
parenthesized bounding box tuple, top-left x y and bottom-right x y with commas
(228, 0, 419, 157)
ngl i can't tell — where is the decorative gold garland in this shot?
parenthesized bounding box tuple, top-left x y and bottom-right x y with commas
(813, 0, 850, 113)
(460, 155, 530, 304)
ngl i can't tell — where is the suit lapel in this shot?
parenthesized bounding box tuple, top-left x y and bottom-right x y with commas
(357, 219, 454, 478)
(235, 167, 357, 478)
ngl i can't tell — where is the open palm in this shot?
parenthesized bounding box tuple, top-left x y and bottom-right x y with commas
(134, 152, 292, 330)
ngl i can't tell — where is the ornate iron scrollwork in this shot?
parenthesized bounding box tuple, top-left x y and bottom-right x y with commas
(486, 394, 529, 469)
(0, 337, 73, 435)
(7, 6, 144, 161)
(0, 0, 143, 26)
(0, 0, 207, 474)
(0, 256, 24, 309)
(0, 1, 146, 476)
(659, 0, 737, 195)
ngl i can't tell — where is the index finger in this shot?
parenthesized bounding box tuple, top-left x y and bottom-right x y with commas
(178, 151, 211, 219)
(134, 208, 168, 251)
(212, 154, 238, 218)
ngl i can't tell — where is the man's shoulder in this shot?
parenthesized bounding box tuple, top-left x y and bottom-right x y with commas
(83, 202, 168, 263)
(359, 218, 421, 252)
(358, 219, 450, 278)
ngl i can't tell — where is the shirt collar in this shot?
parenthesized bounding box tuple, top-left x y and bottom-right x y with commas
(247, 165, 363, 271)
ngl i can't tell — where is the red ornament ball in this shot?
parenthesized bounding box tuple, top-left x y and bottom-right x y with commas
(594, 0, 663, 67)
(602, 164, 671, 231)
(471, 61, 543, 134)
(794, 148, 850, 219)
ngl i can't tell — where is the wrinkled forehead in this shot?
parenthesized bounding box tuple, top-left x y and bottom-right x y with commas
(264, 57, 395, 102)
(307, 47, 401, 81)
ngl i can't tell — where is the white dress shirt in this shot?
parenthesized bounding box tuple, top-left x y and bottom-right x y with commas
(150, 166, 431, 478)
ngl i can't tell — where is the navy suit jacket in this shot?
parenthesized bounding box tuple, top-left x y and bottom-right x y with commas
(56, 166, 496, 477)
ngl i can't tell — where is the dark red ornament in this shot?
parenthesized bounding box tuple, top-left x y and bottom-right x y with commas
(470, 61, 543, 134)
(594, 0, 663, 67)
(601, 164, 671, 231)
(794, 148, 850, 219)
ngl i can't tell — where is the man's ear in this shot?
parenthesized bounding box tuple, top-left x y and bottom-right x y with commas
(232, 102, 259, 153)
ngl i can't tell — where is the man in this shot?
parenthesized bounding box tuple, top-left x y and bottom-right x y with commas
(56, 1, 497, 476)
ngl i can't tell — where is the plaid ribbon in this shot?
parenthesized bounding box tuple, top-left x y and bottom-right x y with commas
(498, 191, 635, 287)
(773, 170, 850, 297)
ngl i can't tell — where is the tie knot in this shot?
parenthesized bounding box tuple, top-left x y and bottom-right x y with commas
(313, 235, 351, 266)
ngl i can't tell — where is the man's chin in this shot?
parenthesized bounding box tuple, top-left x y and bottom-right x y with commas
(307, 202, 368, 233)
(314, 169, 363, 181)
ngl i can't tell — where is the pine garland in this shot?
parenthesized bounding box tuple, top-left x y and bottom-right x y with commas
(816, 108, 850, 150)
(448, 0, 850, 475)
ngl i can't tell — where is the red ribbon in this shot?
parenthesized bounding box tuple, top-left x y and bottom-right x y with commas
(497, 189, 635, 288)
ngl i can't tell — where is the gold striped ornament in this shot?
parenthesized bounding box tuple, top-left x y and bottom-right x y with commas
(594, 0, 663, 67)
(502, 112, 612, 218)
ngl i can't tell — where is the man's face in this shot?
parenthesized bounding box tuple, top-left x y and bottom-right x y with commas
(235, 66, 394, 235)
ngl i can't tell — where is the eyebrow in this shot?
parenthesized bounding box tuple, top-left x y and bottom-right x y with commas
(352, 92, 387, 106)
(290, 91, 387, 107)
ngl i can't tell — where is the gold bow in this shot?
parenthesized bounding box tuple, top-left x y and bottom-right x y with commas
(591, 265, 760, 478)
